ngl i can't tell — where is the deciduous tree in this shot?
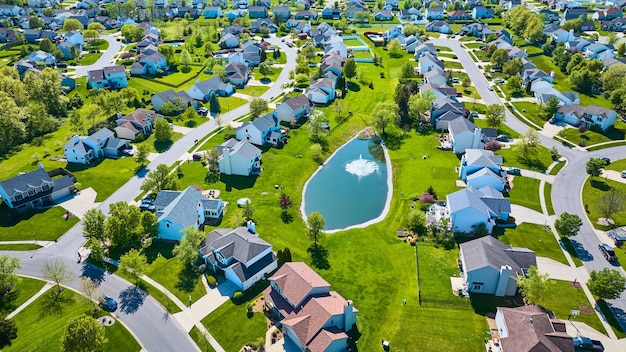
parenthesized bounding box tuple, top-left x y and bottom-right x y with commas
(406, 210, 426, 235)
(588, 268, 626, 300)
(371, 101, 399, 134)
(173, 227, 205, 267)
(597, 188, 626, 221)
(82, 208, 106, 243)
(515, 129, 540, 161)
(586, 158, 606, 178)
(343, 58, 356, 82)
(517, 265, 549, 304)
(554, 212, 582, 237)
(80, 278, 100, 313)
(154, 118, 172, 143)
(0, 320, 17, 348)
(250, 98, 268, 117)
(42, 259, 72, 294)
(0, 255, 20, 293)
(485, 104, 505, 128)
(140, 164, 178, 193)
(63, 19, 83, 32)
(62, 314, 107, 352)
(119, 249, 148, 283)
(307, 211, 325, 246)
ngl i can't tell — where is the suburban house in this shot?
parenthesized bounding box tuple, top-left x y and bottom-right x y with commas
(63, 128, 129, 165)
(218, 33, 240, 49)
(186, 77, 234, 101)
(276, 95, 313, 123)
(321, 7, 341, 20)
(431, 97, 466, 130)
(584, 43, 615, 61)
(496, 306, 574, 352)
(448, 10, 471, 20)
(295, 10, 317, 20)
(459, 149, 506, 191)
(130, 52, 168, 75)
(203, 6, 222, 18)
(425, 20, 452, 34)
(307, 78, 336, 105)
(414, 42, 438, 59)
(150, 89, 197, 112)
(460, 236, 536, 296)
(554, 104, 618, 131)
(64, 31, 84, 51)
(420, 83, 457, 101)
(448, 116, 484, 154)
(26, 50, 56, 66)
(418, 52, 444, 75)
(437, 186, 511, 234)
(224, 62, 250, 87)
(87, 65, 128, 90)
(425, 6, 444, 19)
(551, 29, 578, 43)
(248, 6, 268, 19)
(114, 108, 157, 141)
(601, 18, 626, 32)
(235, 113, 283, 146)
(472, 6, 494, 19)
(0, 167, 76, 212)
(423, 68, 449, 87)
(217, 138, 262, 176)
(250, 18, 277, 33)
(263, 262, 358, 352)
(399, 7, 422, 21)
(154, 187, 224, 241)
(373, 10, 394, 21)
(273, 6, 291, 20)
(199, 226, 277, 290)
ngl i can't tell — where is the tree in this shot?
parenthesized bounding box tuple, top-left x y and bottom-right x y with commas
(182, 106, 197, 124)
(308, 113, 329, 143)
(39, 38, 55, 53)
(80, 277, 100, 313)
(301, 44, 317, 63)
(307, 211, 325, 246)
(258, 62, 273, 80)
(0, 255, 20, 293)
(119, 249, 148, 283)
(209, 93, 221, 114)
(399, 62, 415, 79)
(597, 188, 626, 221)
(179, 49, 192, 70)
(62, 314, 107, 352)
(601, 64, 626, 93)
(343, 58, 356, 82)
(387, 38, 403, 58)
(158, 45, 175, 63)
(63, 19, 83, 32)
(554, 212, 582, 237)
(408, 90, 436, 125)
(279, 193, 292, 213)
(0, 320, 18, 348)
(42, 259, 72, 294)
(135, 143, 149, 166)
(515, 129, 540, 161)
(154, 118, 172, 143)
(561, 17, 583, 32)
(372, 101, 399, 134)
(29, 16, 44, 29)
(121, 24, 145, 42)
(87, 22, 106, 32)
(617, 43, 626, 57)
(541, 96, 561, 120)
(332, 99, 347, 123)
(490, 48, 509, 69)
(484, 140, 502, 151)
(503, 58, 523, 77)
(506, 76, 523, 95)
(141, 164, 178, 193)
(83, 30, 99, 42)
(403, 24, 420, 36)
(586, 158, 606, 178)
(82, 208, 106, 244)
(141, 211, 158, 238)
(517, 265, 549, 304)
(173, 227, 205, 267)
(485, 104, 505, 128)
(588, 268, 626, 300)
(105, 202, 145, 249)
(242, 200, 254, 221)
(462, 77, 471, 90)
(212, 64, 226, 80)
(277, 247, 292, 267)
(406, 210, 426, 235)
(250, 98, 268, 117)
(355, 11, 369, 23)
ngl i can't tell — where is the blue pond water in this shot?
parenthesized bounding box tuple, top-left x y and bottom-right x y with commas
(303, 137, 389, 230)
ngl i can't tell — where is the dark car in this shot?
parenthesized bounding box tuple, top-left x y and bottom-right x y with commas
(496, 134, 509, 142)
(506, 168, 521, 176)
(139, 203, 156, 212)
(601, 157, 611, 165)
(598, 243, 617, 261)
(99, 295, 118, 312)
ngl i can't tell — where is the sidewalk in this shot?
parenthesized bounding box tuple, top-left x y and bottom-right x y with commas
(6, 281, 54, 319)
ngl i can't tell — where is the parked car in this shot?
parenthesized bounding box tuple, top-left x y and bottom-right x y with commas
(99, 295, 118, 312)
(598, 243, 617, 261)
(197, 107, 209, 116)
(506, 168, 521, 175)
(622, 170, 626, 178)
(192, 152, 203, 161)
(488, 86, 494, 91)
(141, 198, 154, 205)
(601, 157, 611, 165)
(608, 229, 626, 247)
(496, 134, 509, 142)
(122, 149, 134, 156)
(139, 203, 156, 212)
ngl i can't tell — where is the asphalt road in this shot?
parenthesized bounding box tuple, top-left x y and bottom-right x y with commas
(72, 34, 123, 78)
(431, 37, 626, 330)
(0, 35, 297, 351)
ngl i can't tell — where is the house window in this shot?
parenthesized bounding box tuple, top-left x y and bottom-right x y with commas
(15, 194, 23, 201)
(166, 223, 170, 228)
(42, 184, 49, 191)
(28, 189, 36, 196)
(472, 283, 483, 291)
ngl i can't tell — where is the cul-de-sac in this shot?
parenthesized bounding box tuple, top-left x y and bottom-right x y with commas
(2, 0, 626, 351)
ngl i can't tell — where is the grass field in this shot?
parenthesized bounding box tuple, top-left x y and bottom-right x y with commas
(506, 176, 542, 213)
(0, 243, 41, 250)
(75, 53, 102, 65)
(544, 182, 555, 216)
(5, 288, 140, 352)
(0, 205, 79, 241)
(558, 128, 617, 147)
(549, 160, 566, 175)
(497, 223, 568, 265)
(144, 247, 207, 303)
(497, 144, 553, 172)
(190, 326, 217, 352)
(582, 178, 626, 230)
(237, 85, 270, 97)
(511, 102, 546, 128)
(65, 157, 139, 202)
(0, 277, 45, 319)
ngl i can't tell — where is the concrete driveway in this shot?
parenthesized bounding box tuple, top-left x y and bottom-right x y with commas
(58, 187, 99, 219)
(536, 256, 589, 282)
(72, 34, 123, 78)
(510, 204, 548, 225)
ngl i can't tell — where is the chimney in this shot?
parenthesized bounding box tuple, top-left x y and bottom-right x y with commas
(72, 135, 80, 143)
(343, 300, 356, 331)
(117, 111, 122, 118)
(38, 162, 44, 170)
(495, 265, 512, 297)
(247, 220, 256, 234)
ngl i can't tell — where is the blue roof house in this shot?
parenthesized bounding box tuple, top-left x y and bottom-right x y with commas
(186, 76, 235, 101)
(459, 149, 506, 192)
(235, 112, 282, 146)
(445, 186, 511, 234)
(87, 65, 128, 89)
(203, 6, 222, 18)
(0, 167, 76, 212)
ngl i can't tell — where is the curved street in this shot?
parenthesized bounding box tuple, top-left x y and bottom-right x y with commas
(0, 35, 297, 351)
(72, 34, 124, 78)
(431, 37, 626, 330)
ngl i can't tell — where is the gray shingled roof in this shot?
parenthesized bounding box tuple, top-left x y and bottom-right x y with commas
(200, 227, 272, 264)
(0, 168, 52, 197)
(460, 236, 536, 279)
(448, 116, 477, 135)
(464, 149, 503, 169)
(157, 187, 207, 230)
(218, 138, 261, 161)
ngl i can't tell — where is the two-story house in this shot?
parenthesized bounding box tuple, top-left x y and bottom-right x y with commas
(235, 113, 283, 146)
(63, 128, 129, 164)
(114, 108, 157, 141)
(275, 95, 313, 123)
(87, 65, 128, 89)
(217, 138, 262, 176)
(0, 166, 76, 212)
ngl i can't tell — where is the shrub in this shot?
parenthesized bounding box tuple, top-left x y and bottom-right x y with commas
(578, 125, 587, 133)
(419, 192, 436, 203)
(196, 264, 206, 273)
(206, 275, 217, 286)
(408, 193, 421, 201)
(248, 337, 265, 349)
(233, 290, 244, 300)
(485, 140, 502, 151)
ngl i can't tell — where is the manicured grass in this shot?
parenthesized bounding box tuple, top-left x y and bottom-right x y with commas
(128, 77, 173, 97)
(506, 176, 542, 213)
(220, 96, 249, 113)
(582, 178, 626, 230)
(511, 102, 546, 128)
(0, 277, 46, 319)
(497, 223, 568, 265)
(136, 131, 184, 152)
(558, 128, 614, 147)
(201, 297, 267, 352)
(0, 205, 79, 241)
(66, 157, 139, 202)
(0, 243, 41, 250)
(436, 46, 453, 52)
(464, 42, 484, 49)
(544, 182, 555, 216)
(251, 66, 282, 82)
(474, 119, 520, 139)
(587, 140, 626, 151)
(153, 68, 204, 86)
(606, 158, 626, 172)
(597, 299, 626, 338)
(560, 237, 584, 267)
(354, 50, 373, 59)
(417, 243, 467, 305)
(237, 85, 270, 97)
(343, 38, 363, 47)
(443, 60, 463, 69)
(549, 160, 566, 175)
(539, 280, 609, 336)
(84, 39, 109, 51)
(5, 289, 140, 352)
(190, 326, 217, 352)
(145, 255, 206, 303)
(75, 52, 102, 65)
(497, 144, 553, 172)
(453, 84, 478, 98)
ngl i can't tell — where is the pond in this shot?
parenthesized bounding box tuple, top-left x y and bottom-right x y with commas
(302, 135, 391, 231)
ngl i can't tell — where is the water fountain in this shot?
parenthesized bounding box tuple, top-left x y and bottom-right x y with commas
(345, 154, 379, 177)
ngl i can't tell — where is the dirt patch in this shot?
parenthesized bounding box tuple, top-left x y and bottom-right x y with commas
(569, 280, 582, 289)
(579, 305, 594, 315)
(252, 297, 265, 313)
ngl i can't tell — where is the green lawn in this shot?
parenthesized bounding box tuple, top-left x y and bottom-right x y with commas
(201, 297, 267, 352)
(5, 289, 140, 352)
(539, 280, 609, 336)
(0, 277, 46, 319)
(220, 96, 249, 113)
(251, 66, 282, 82)
(74, 53, 102, 65)
(453, 84, 478, 98)
(506, 176, 542, 213)
(582, 178, 626, 230)
(354, 50, 373, 59)
(65, 157, 139, 202)
(0, 243, 41, 250)
(136, 131, 184, 152)
(237, 85, 270, 97)
(474, 119, 520, 139)
(511, 102, 546, 128)
(0, 205, 79, 241)
(497, 144, 553, 172)
(84, 39, 109, 51)
(343, 38, 363, 47)
(190, 326, 217, 352)
(442, 60, 463, 69)
(544, 182, 555, 216)
(497, 223, 568, 265)
(558, 123, 625, 147)
(145, 254, 206, 304)
(549, 160, 566, 175)
(464, 42, 484, 49)
(153, 68, 205, 87)
(606, 158, 626, 172)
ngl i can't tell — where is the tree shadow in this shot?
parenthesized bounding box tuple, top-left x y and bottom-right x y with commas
(469, 293, 522, 316)
(347, 82, 361, 92)
(590, 179, 610, 191)
(38, 290, 73, 318)
(221, 174, 258, 191)
(0, 288, 20, 315)
(346, 324, 362, 352)
(597, 299, 626, 334)
(516, 156, 546, 171)
(154, 140, 173, 153)
(568, 238, 593, 261)
(281, 211, 293, 224)
(381, 132, 406, 150)
(185, 120, 198, 128)
(307, 244, 330, 270)
(80, 262, 107, 284)
(118, 285, 147, 314)
(143, 240, 176, 263)
(175, 266, 200, 295)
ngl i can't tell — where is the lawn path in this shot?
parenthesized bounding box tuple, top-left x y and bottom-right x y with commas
(5, 281, 54, 320)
